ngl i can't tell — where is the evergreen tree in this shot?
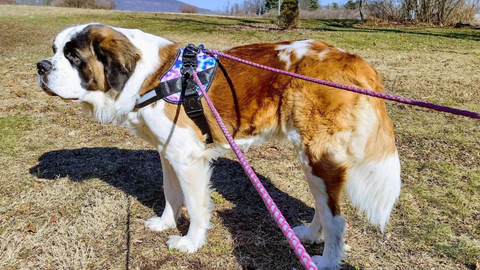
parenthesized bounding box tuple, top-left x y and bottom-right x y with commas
(280, 0, 300, 29)
(310, 0, 320, 10)
(265, 0, 279, 10)
(344, 0, 357, 9)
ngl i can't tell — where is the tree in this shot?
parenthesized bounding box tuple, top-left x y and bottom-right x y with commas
(365, 0, 476, 25)
(310, 0, 320, 10)
(299, 0, 320, 10)
(54, 0, 115, 9)
(332, 2, 339, 9)
(265, 0, 279, 10)
(358, 0, 365, 20)
(279, 0, 300, 29)
(344, 0, 357, 9)
(181, 3, 198, 13)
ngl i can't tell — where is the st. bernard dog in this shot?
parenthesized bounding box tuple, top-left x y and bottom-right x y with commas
(37, 23, 401, 269)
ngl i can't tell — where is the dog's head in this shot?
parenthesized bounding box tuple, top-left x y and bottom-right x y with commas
(36, 23, 140, 102)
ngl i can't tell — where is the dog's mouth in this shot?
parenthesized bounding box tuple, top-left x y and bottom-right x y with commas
(41, 85, 58, 97)
(39, 79, 80, 103)
(41, 85, 80, 102)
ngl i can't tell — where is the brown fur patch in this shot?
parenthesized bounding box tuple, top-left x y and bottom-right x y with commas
(88, 25, 141, 91)
(76, 47, 108, 91)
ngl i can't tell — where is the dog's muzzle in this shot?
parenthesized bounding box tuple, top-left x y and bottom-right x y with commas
(37, 60, 52, 76)
(36, 59, 57, 96)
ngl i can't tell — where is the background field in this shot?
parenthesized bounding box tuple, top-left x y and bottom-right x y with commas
(0, 5, 479, 270)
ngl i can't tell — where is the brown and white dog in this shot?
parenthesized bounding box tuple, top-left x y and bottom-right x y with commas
(37, 23, 401, 269)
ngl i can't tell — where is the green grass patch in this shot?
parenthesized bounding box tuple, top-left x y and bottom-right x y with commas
(434, 238, 480, 266)
(0, 115, 34, 154)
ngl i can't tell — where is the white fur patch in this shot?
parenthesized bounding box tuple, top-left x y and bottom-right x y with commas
(346, 151, 401, 231)
(318, 48, 330, 61)
(276, 40, 314, 69)
(221, 127, 279, 152)
(145, 216, 177, 231)
(81, 90, 118, 124)
(289, 40, 314, 58)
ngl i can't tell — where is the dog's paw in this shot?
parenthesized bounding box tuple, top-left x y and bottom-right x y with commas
(145, 216, 176, 232)
(312, 255, 341, 270)
(293, 225, 322, 244)
(167, 235, 204, 253)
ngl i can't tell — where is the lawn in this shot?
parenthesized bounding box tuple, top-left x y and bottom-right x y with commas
(0, 5, 479, 270)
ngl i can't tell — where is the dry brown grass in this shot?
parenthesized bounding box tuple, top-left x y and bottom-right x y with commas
(0, 5, 479, 270)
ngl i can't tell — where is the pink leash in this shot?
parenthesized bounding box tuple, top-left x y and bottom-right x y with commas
(189, 46, 478, 269)
(205, 49, 480, 120)
(190, 71, 319, 270)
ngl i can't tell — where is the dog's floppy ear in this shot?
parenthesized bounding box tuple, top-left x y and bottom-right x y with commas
(89, 25, 140, 91)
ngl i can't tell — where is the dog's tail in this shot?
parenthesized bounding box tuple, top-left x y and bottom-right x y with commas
(345, 151, 401, 231)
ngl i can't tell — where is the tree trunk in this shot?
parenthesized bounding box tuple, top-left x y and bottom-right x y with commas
(359, 0, 365, 20)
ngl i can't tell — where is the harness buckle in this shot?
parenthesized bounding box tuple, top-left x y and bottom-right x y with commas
(179, 44, 214, 144)
(181, 44, 199, 75)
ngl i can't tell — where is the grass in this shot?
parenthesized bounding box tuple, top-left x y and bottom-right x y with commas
(0, 115, 34, 154)
(0, 4, 479, 270)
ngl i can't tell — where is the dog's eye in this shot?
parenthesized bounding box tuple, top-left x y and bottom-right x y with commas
(65, 51, 82, 66)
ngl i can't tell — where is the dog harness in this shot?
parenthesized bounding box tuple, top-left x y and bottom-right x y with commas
(135, 44, 219, 144)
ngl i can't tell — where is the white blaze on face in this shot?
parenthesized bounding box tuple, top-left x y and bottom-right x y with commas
(39, 24, 94, 100)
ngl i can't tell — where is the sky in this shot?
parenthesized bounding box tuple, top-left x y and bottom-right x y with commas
(180, 0, 338, 12)
(180, 0, 243, 11)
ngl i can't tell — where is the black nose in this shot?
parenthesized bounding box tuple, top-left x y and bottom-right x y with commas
(37, 60, 52, 76)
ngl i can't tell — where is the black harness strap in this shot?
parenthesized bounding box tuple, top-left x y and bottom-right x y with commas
(181, 44, 213, 144)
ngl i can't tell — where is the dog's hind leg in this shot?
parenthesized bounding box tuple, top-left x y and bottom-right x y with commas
(293, 207, 323, 244)
(145, 153, 184, 232)
(296, 149, 347, 269)
(293, 152, 323, 244)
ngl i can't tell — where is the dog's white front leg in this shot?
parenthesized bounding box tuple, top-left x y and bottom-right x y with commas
(165, 154, 212, 253)
(145, 153, 183, 232)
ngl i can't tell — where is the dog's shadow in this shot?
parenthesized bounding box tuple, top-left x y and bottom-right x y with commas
(29, 147, 359, 270)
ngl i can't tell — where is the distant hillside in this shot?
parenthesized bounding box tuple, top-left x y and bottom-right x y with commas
(115, 0, 215, 14)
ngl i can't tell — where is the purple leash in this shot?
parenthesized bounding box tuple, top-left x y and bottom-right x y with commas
(205, 49, 480, 120)
(188, 46, 477, 270)
(190, 71, 319, 270)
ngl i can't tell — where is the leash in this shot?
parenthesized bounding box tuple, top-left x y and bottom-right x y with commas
(204, 49, 480, 120)
(184, 46, 477, 270)
(189, 71, 319, 270)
